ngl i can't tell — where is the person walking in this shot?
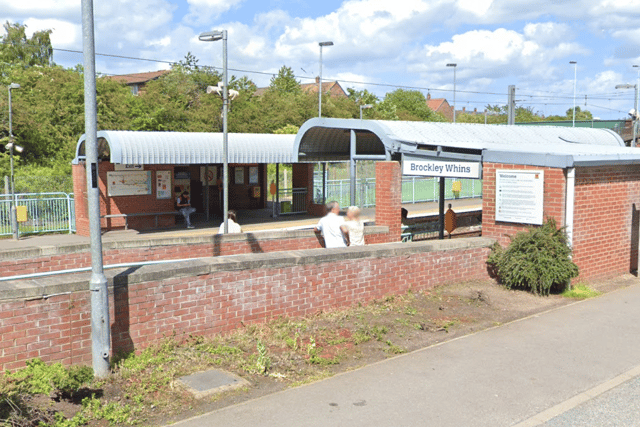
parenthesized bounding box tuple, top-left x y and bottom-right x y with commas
(176, 191, 196, 229)
(341, 206, 365, 246)
(218, 210, 242, 234)
(314, 201, 347, 248)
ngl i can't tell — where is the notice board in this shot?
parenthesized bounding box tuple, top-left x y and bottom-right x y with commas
(495, 170, 544, 225)
(107, 171, 152, 197)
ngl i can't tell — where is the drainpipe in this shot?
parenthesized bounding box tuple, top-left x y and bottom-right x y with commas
(565, 168, 575, 249)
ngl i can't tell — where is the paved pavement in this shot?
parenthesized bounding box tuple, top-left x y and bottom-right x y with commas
(170, 280, 640, 427)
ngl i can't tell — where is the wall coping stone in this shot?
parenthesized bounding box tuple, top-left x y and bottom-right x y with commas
(0, 226, 390, 261)
(0, 236, 494, 302)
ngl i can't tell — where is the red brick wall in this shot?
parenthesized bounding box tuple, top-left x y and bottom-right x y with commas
(0, 241, 491, 371)
(573, 165, 640, 279)
(375, 161, 402, 242)
(482, 163, 566, 246)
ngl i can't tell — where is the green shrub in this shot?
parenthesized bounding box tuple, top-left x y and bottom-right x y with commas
(487, 219, 579, 295)
(8, 358, 94, 397)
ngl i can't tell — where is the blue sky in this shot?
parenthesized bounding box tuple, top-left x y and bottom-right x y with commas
(2, 0, 640, 119)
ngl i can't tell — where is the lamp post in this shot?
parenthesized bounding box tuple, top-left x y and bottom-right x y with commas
(570, 61, 577, 127)
(484, 109, 499, 125)
(634, 65, 640, 147)
(615, 82, 639, 147)
(446, 63, 457, 123)
(318, 41, 333, 118)
(200, 29, 229, 233)
(360, 104, 373, 120)
(7, 83, 21, 240)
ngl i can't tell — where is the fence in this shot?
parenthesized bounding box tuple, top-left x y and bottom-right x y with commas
(314, 177, 483, 207)
(277, 188, 308, 215)
(0, 192, 75, 237)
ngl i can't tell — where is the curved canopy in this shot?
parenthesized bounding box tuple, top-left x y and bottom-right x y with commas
(294, 118, 633, 167)
(73, 131, 296, 165)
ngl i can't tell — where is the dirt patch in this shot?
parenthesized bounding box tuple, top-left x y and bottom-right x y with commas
(4, 275, 636, 427)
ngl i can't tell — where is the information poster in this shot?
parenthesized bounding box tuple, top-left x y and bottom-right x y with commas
(107, 171, 152, 197)
(496, 170, 544, 225)
(249, 166, 259, 184)
(156, 170, 171, 199)
(235, 167, 245, 184)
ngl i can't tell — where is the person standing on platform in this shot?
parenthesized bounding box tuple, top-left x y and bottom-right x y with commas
(176, 191, 196, 229)
(314, 201, 347, 248)
(341, 206, 365, 246)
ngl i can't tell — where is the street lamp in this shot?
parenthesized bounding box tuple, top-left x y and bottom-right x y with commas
(570, 61, 577, 127)
(446, 63, 457, 123)
(360, 104, 373, 120)
(633, 65, 640, 147)
(616, 83, 639, 147)
(318, 41, 333, 118)
(200, 29, 230, 233)
(7, 83, 21, 240)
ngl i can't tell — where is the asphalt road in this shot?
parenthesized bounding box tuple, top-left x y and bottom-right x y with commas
(170, 281, 640, 427)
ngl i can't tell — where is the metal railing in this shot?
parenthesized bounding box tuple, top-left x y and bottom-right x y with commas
(0, 192, 75, 236)
(277, 187, 308, 215)
(314, 177, 483, 207)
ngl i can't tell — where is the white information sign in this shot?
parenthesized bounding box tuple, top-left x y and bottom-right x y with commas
(496, 170, 544, 225)
(402, 157, 481, 179)
(156, 170, 172, 199)
(107, 171, 152, 197)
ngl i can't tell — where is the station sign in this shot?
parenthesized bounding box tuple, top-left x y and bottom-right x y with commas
(402, 155, 481, 179)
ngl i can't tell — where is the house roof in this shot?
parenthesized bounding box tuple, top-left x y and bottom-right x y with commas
(103, 70, 171, 85)
(427, 98, 447, 112)
(294, 118, 638, 168)
(253, 81, 347, 97)
(73, 131, 296, 165)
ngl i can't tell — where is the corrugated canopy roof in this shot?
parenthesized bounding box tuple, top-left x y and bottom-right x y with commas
(295, 118, 639, 167)
(73, 131, 296, 165)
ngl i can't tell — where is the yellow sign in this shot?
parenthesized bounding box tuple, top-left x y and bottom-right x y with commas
(16, 205, 28, 222)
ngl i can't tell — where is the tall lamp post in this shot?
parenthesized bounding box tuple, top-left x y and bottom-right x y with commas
(7, 83, 21, 240)
(633, 65, 640, 147)
(360, 104, 373, 120)
(199, 30, 229, 233)
(446, 63, 457, 123)
(615, 82, 638, 147)
(318, 41, 333, 118)
(570, 61, 577, 127)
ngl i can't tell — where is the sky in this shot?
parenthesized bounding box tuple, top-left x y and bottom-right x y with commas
(2, 0, 640, 119)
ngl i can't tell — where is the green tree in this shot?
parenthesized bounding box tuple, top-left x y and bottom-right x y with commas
(347, 88, 379, 106)
(268, 66, 301, 94)
(378, 89, 445, 122)
(0, 21, 53, 68)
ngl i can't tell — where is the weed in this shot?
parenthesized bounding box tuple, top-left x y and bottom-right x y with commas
(353, 325, 388, 344)
(255, 340, 271, 375)
(562, 284, 602, 299)
(404, 307, 417, 316)
(384, 341, 406, 355)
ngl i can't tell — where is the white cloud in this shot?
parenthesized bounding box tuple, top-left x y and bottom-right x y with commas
(23, 18, 80, 48)
(182, 0, 245, 25)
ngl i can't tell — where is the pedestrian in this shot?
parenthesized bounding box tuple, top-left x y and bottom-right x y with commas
(176, 191, 196, 229)
(314, 201, 347, 248)
(218, 210, 242, 234)
(341, 206, 365, 246)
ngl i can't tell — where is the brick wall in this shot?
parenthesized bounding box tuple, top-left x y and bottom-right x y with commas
(375, 161, 402, 242)
(573, 165, 640, 279)
(482, 163, 566, 246)
(0, 238, 493, 372)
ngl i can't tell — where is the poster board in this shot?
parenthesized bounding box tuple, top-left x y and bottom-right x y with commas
(156, 170, 172, 199)
(495, 170, 544, 225)
(249, 166, 259, 184)
(107, 171, 152, 197)
(234, 167, 245, 184)
(200, 166, 218, 185)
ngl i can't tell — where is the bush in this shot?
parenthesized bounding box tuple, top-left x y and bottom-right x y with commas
(487, 219, 579, 295)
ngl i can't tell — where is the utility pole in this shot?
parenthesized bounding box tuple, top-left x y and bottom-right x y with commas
(507, 85, 516, 125)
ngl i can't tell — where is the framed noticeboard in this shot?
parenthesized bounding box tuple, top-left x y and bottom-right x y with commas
(234, 167, 245, 184)
(107, 171, 152, 197)
(156, 170, 172, 199)
(249, 166, 259, 184)
(495, 170, 544, 225)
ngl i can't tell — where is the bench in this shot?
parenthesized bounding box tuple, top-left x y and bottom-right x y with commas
(101, 211, 181, 230)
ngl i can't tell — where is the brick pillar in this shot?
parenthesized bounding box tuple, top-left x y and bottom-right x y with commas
(375, 161, 402, 242)
(72, 163, 89, 237)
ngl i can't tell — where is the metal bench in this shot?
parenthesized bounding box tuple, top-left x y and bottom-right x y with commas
(101, 211, 180, 230)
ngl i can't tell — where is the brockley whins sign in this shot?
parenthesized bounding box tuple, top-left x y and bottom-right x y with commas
(402, 158, 481, 179)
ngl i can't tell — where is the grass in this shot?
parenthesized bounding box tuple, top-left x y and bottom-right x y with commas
(562, 284, 602, 299)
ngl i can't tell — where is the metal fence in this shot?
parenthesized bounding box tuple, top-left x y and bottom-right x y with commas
(0, 192, 75, 236)
(277, 188, 308, 215)
(314, 177, 483, 207)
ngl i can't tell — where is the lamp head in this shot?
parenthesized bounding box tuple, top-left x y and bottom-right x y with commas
(446, 63, 457, 67)
(199, 30, 224, 42)
(5, 142, 23, 153)
(8, 83, 20, 90)
(569, 61, 577, 65)
(629, 109, 640, 120)
(319, 41, 333, 47)
(361, 104, 373, 109)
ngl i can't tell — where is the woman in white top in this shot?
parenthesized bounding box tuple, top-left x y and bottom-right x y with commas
(218, 210, 242, 234)
(341, 206, 365, 246)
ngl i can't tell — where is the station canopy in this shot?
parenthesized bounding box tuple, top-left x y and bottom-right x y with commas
(294, 118, 640, 167)
(73, 131, 296, 165)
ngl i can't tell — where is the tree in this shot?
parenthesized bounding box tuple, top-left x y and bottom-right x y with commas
(268, 66, 301, 94)
(0, 21, 53, 68)
(347, 88, 379, 106)
(378, 89, 445, 122)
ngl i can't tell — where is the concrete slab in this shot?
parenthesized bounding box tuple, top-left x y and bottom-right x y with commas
(175, 369, 250, 399)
